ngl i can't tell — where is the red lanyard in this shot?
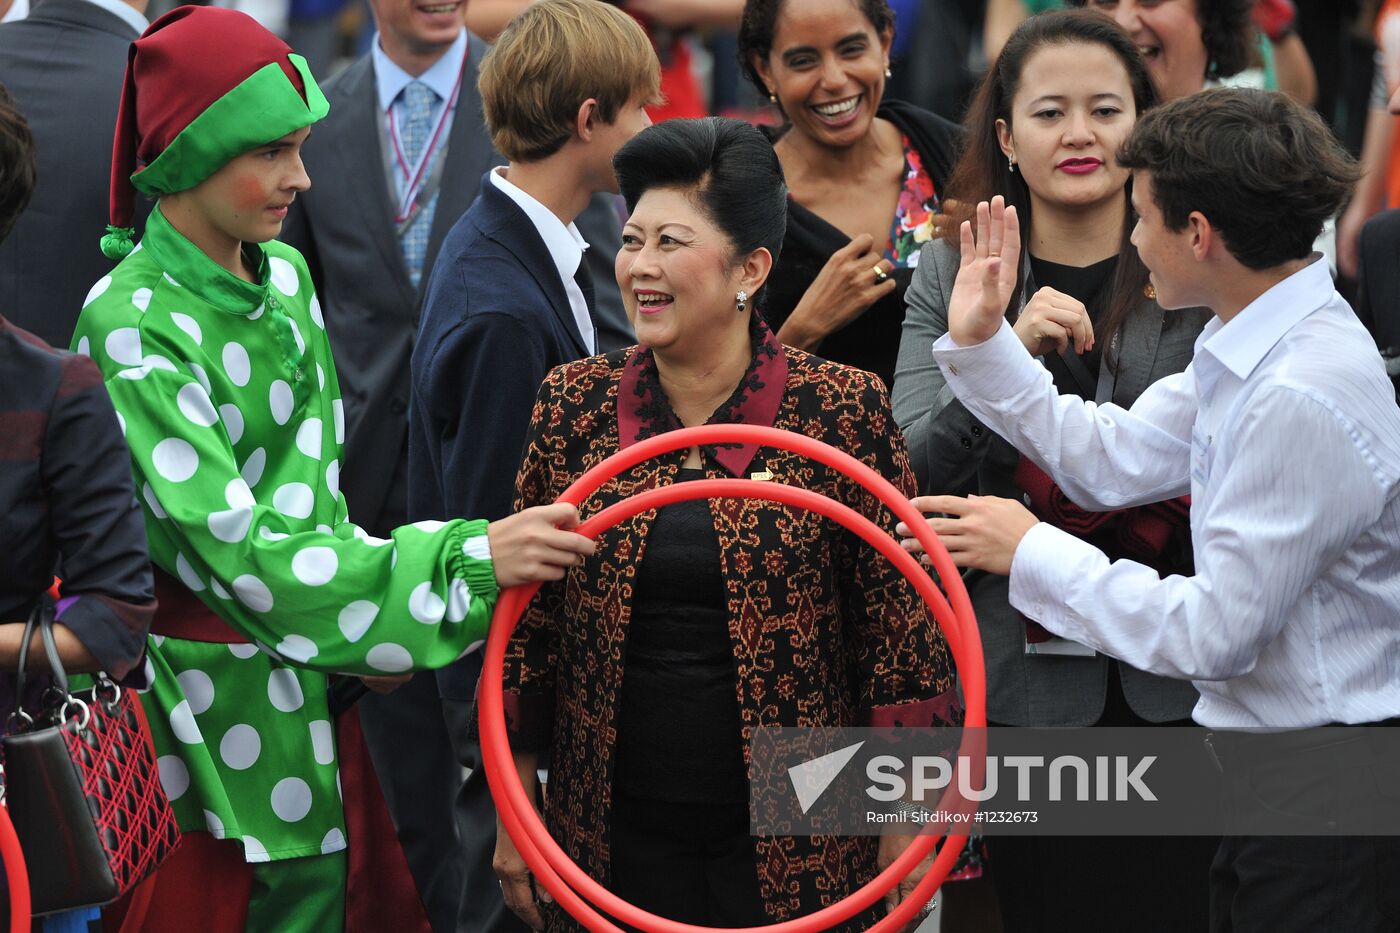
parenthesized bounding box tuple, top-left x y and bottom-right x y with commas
(386, 55, 466, 225)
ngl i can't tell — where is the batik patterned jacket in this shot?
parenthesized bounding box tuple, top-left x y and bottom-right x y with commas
(504, 319, 958, 928)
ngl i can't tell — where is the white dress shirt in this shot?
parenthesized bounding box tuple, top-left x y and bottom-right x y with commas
(932, 257, 1400, 728)
(489, 167, 596, 354)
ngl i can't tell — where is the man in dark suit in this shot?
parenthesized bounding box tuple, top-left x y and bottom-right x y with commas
(407, 3, 656, 926)
(282, 2, 634, 544)
(0, 0, 150, 347)
(279, 0, 636, 928)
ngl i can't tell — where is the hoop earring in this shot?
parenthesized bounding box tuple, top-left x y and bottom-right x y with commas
(736, 290, 749, 314)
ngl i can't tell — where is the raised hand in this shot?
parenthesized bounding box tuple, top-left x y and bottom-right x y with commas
(946, 196, 1021, 348)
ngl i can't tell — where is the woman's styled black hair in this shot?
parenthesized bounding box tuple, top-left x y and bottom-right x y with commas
(613, 116, 788, 304)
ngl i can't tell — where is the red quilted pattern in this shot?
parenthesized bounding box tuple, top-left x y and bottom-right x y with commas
(60, 691, 181, 889)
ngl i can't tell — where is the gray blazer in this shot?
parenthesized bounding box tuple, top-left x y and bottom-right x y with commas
(0, 0, 148, 349)
(892, 238, 1209, 726)
(281, 33, 632, 534)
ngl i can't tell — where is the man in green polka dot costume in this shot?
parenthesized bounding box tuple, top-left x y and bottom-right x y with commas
(71, 7, 593, 929)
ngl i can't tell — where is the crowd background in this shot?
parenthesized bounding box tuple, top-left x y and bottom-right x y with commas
(38, 0, 1399, 330)
(58, 0, 1376, 144)
(8, 0, 1368, 133)
(0, 0, 1397, 932)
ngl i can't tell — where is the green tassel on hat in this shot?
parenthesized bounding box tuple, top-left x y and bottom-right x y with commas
(100, 224, 135, 260)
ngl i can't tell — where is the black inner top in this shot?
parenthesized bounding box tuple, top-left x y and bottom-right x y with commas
(612, 468, 748, 804)
(1028, 253, 1119, 397)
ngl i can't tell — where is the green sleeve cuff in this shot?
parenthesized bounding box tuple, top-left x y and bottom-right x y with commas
(452, 518, 499, 605)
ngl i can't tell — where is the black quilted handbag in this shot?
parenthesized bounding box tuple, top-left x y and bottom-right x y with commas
(2, 603, 180, 915)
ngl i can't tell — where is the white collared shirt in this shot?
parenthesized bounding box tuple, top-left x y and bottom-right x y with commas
(489, 167, 595, 354)
(78, 0, 148, 34)
(931, 257, 1400, 728)
(0, 0, 27, 22)
(371, 29, 467, 204)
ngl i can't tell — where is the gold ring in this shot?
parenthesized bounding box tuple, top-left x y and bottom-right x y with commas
(872, 265, 889, 285)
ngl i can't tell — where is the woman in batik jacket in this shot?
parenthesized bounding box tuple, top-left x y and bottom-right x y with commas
(492, 117, 958, 932)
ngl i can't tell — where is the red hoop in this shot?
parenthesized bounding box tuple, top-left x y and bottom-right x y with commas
(480, 424, 986, 931)
(0, 799, 30, 931)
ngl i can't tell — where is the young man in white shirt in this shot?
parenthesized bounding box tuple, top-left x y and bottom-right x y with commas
(901, 87, 1400, 930)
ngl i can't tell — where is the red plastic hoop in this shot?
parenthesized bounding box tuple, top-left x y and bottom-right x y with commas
(480, 424, 986, 932)
(0, 800, 30, 931)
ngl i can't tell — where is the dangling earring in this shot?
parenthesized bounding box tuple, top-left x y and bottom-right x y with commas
(884, 65, 892, 78)
(736, 290, 749, 314)
(1008, 155, 1017, 173)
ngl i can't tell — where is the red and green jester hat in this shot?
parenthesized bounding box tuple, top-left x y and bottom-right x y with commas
(100, 4, 329, 259)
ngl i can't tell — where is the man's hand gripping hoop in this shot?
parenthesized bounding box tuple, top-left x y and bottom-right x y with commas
(480, 424, 987, 932)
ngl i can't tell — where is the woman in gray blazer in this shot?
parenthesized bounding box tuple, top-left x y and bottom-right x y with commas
(892, 12, 1215, 932)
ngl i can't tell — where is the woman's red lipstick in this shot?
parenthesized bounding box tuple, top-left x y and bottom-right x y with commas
(1057, 157, 1104, 174)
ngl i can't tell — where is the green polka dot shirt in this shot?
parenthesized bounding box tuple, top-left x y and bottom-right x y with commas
(72, 205, 498, 863)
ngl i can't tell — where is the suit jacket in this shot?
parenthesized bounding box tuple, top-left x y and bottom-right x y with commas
(281, 33, 632, 535)
(1355, 207, 1400, 352)
(0, 0, 148, 349)
(892, 237, 1209, 726)
(503, 324, 955, 929)
(408, 176, 597, 699)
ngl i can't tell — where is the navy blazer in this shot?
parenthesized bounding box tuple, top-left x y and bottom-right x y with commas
(409, 175, 593, 699)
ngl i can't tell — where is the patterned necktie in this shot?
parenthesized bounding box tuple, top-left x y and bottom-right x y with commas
(398, 80, 439, 288)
